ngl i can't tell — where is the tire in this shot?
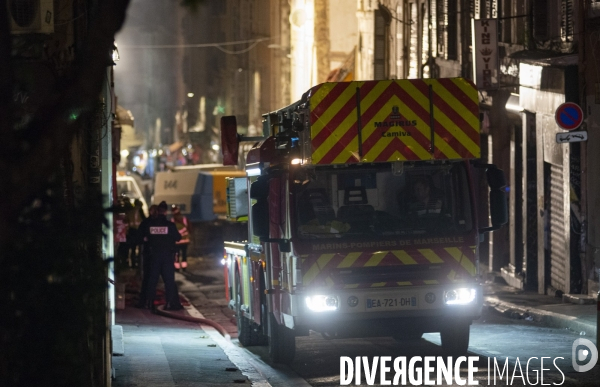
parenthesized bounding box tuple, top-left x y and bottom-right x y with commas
(268, 313, 295, 364)
(440, 321, 470, 356)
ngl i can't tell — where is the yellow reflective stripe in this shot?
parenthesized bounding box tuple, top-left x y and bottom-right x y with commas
(311, 83, 358, 138)
(445, 247, 477, 276)
(344, 283, 360, 289)
(392, 250, 417, 265)
(361, 93, 432, 161)
(440, 81, 480, 132)
(364, 251, 387, 267)
(302, 253, 335, 284)
(309, 83, 340, 110)
(399, 82, 461, 159)
(426, 84, 480, 156)
(312, 110, 358, 163)
(331, 82, 391, 163)
(242, 263, 250, 305)
(424, 280, 439, 285)
(371, 282, 387, 287)
(451, 78, 480, 110)
(325, 277, 334, 286)
(447, 269, 457, 281)
(417, 249, 444, 263)
(337, 252, 362, 268)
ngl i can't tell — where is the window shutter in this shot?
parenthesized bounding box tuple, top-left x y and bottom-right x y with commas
(561, 0, 574, 42)
(533, 0, 549, 40)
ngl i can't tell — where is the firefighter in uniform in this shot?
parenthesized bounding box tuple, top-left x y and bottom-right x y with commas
(140, 201, 184, 310)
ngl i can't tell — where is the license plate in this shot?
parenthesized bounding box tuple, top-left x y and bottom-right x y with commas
(366, 296, 417, 310)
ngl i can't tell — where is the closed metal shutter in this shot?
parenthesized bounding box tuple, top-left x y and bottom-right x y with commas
(548, 163, 567, 292)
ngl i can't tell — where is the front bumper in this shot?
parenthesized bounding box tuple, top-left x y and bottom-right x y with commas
(291, 284, 483, 335)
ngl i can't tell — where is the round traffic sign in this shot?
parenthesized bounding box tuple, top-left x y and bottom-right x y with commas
(555, 102, 583, 131)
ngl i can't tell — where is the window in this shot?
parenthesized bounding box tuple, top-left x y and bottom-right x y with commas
(437, 0, 458, 60)
(533, 0, 567, 41)
(374, 7, 391, 79)
(293, 163, 473, 239)
(561, 0, 574, 42)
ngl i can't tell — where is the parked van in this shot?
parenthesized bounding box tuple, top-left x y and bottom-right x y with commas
(153, 168, 245, 222)
(116, 173, 149, 216)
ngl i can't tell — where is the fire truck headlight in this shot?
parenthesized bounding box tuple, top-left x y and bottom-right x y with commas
(305, 295, 338, 312)
(444, 288, 476, 305)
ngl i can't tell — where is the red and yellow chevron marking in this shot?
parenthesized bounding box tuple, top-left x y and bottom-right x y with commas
(308, 78, 480, 165)
(301, 246, 477, 289)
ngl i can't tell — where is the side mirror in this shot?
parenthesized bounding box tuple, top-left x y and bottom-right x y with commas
(278, 239, 291, 253)
(250, 176, 269, 199)
(259, 237, 291, 252)
(251, 200, 269, 238)
(221, 116, 240, 166)
(489, 189, 508, 227)
(486, 166, 506, 190)
(479, 165, 509, 233)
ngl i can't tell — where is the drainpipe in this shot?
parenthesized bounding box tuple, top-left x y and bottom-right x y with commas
(577, 0, 589, 294)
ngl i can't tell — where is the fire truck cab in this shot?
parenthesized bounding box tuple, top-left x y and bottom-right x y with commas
(221, 78, 507, 364)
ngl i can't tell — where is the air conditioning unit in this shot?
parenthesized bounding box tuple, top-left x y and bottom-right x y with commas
(8, 0, 54, 34)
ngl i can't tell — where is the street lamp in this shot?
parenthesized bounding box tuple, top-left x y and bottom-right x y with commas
(112, 43, 120, 63)
(505, 93, 523, 113)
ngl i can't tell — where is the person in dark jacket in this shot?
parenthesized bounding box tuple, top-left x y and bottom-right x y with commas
(139, 201, 184, 310)
(126, 199, 146, 267)
(135, 204, 158, 308)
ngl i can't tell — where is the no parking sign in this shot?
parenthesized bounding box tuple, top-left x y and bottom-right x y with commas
(555, 102, 583, 131)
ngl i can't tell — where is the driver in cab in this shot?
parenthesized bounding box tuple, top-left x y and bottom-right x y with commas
(407, 177, 443, 218)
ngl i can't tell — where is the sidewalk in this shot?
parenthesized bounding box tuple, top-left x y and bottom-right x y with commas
(482, 275, 597, 339)
(112, 306, 250, 387)
(110, 261, 598, 386)
(111, 267, 256, 386)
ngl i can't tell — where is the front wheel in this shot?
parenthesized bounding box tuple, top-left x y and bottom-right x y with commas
(440, 321, 470, 356)
(268, 313, 295, 364)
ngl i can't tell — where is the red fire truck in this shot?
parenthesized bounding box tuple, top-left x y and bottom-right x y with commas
(220, 78, 507, 364)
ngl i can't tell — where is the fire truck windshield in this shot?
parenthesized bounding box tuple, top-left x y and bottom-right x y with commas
(293, 163, 473, 239)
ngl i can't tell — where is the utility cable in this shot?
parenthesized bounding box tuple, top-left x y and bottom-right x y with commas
(120, 37, 273, 49)
(155, 304, 231, 339)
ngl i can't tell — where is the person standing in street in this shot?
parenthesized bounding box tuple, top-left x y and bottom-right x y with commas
(135, 204, 158, 309)
(171, 205, 190, 271)
(140, 201, 184, 311)
(125, 199, 146, 267)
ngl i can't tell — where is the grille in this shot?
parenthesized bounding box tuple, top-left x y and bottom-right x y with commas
(9, 0, 38, 27)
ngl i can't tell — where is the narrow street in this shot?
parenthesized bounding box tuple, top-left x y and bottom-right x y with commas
(177, 255, 600, 386)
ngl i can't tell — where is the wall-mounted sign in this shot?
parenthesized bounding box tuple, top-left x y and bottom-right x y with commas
(472, 19, 499, 90)
(556, 131, 587, 144)
(555, 102, 583, 131)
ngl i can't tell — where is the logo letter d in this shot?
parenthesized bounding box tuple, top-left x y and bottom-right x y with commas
(572, 338, 598, 372)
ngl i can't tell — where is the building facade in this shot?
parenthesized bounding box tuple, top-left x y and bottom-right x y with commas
(199, 0, 598, 295)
